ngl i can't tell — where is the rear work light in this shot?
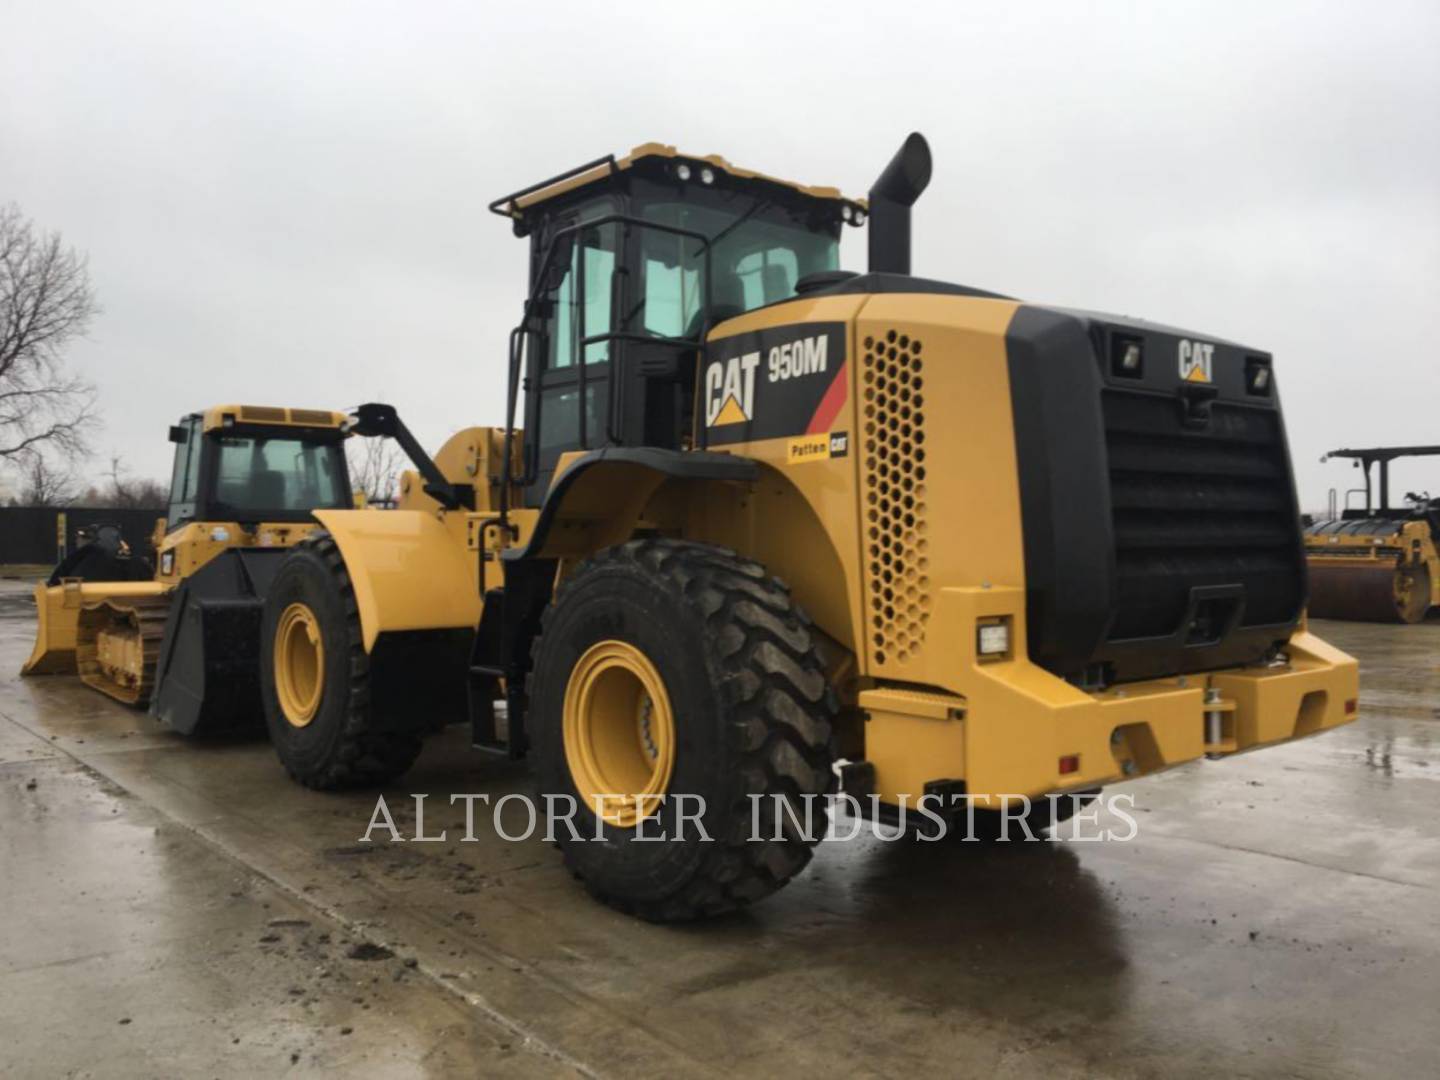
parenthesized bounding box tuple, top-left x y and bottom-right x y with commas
(1245, 356, 1273, 396)
(1111, 334, 1144, 378)
(977, 620, 1010, 658)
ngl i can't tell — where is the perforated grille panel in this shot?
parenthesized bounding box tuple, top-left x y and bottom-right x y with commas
(861, 329, 931, 666)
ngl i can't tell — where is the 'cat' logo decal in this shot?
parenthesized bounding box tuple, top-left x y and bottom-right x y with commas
(703, 324, 847, 446)
(1178, 339, 1215, 384)
(704, 352, 760, 426)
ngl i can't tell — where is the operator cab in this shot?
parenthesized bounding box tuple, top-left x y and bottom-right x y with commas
(491, 143, 866, 499)
(165, 405, 354, 530)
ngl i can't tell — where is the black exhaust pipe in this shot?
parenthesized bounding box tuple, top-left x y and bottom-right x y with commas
(868, 133, 932, 275)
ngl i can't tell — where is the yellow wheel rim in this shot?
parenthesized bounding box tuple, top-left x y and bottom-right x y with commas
(562, 640, 676, 828)
(275, 602, 325, 728)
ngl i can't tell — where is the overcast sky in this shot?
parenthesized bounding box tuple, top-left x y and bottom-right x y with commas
(2, 0, 1436, 509)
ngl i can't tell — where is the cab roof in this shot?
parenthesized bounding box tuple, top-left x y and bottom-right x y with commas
(200, 405, 349, 433)
(489, 142, 865, 225)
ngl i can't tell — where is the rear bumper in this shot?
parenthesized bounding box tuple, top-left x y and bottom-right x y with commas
(861, 627, 1358, 808)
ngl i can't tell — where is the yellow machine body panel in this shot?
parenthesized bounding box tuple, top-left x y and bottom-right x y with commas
(396, 425, 523, 516)
(312, 509, 483, 652)
(690, 291, 1028, 679)
(155, 520, 325, 584)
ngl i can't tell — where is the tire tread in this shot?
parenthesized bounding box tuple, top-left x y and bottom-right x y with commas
(530, 538, 836, 922)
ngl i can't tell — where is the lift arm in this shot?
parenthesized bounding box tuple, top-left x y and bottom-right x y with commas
(347, 403, 475, 511)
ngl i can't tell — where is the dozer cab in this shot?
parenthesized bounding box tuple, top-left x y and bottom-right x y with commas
(23, 405, 357, 733)
(242, 134, 1356, 922)
(1305, 445, 1440, 622)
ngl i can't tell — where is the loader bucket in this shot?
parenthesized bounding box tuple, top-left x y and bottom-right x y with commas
(21, 581, 83, 676)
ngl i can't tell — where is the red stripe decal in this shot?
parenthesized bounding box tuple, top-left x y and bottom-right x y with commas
(805, 360, 849, 434)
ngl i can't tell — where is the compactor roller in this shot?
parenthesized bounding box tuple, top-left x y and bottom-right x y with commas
(1305, 445, 1440, 623)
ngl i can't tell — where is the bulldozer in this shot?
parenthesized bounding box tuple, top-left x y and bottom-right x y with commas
(1305, 445, 1440, 622)
(23, 404, 360, 732)
(234, 134, 1359, 921)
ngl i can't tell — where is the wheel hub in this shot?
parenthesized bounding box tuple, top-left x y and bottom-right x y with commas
(275, 602, 324, 728)
(563, 640, 676, 828)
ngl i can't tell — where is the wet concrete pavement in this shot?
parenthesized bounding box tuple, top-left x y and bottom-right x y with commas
(1, 575, 1436, 1078)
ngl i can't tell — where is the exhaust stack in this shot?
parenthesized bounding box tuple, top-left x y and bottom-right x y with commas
(867, 132, 932, 275)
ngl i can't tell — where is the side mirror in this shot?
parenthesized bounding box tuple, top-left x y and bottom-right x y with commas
(168, 425, 188, 444)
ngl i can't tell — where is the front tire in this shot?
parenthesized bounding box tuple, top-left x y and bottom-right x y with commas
(260, 534, 421, 789)
(529, 540, 837, 922)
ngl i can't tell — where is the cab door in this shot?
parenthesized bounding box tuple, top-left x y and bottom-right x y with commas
(524, 209, 619, 500)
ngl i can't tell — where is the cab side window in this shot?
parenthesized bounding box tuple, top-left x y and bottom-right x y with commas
(547, 222, 618, 369)
(166, 419, 202, 527)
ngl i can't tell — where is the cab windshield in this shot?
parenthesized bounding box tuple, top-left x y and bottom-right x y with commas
(630, 180, 841, 339)
(211, 435, 349, 515)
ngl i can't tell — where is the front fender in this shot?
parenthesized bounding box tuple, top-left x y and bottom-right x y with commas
(313, 509, 480, 652)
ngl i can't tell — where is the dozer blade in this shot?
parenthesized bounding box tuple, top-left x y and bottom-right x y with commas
(21, 582, 82, 676)
(75, 594, 175, 707)
(1307, 562, 1428, 624)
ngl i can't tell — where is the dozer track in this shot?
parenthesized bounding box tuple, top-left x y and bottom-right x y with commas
(74, 594, 175, 707)
(1307, 561, 1430, 624)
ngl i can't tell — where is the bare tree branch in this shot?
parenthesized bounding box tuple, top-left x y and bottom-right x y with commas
(7, 451, 78, 506)
(79, 454, 166, 508)
(346, 436, 403, 505)
(0, 203, 100, 461)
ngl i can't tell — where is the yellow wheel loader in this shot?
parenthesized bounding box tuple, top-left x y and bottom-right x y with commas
(252, 135, 1351, 920)
(1305, 445, 1440, 622)
(23, 405, 357, 734)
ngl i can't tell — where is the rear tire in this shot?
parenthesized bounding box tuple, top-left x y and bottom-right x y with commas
(529, 539, 837, 922)
(260, 533, 421, 789)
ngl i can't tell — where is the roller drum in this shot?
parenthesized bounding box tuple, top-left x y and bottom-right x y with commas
(1307, 561, 1429, 624)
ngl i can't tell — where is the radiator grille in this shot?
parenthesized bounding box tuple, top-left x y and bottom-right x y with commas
(1102, 390, 1301, 640)
(861, 329, 931, 665)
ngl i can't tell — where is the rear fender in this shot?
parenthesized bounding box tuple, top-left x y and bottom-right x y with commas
(312, 509, 480, 653)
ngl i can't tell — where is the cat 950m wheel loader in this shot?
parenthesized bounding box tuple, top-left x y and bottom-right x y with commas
(51, 135, 1359, 923)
